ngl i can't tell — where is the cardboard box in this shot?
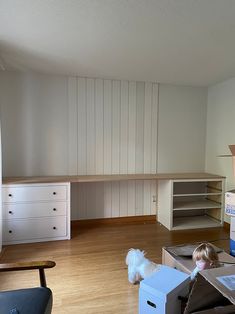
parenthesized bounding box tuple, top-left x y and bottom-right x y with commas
(229, 145, 235, 177)
(162, 244, 235, 313)
(139, 265, 190, 314)
(184, 266, 235, 314)
(230, 217, 235, 256)
(224, 186, 235, 255)
(161, 244, 234, 274)
(225, 190, 235, 217)
(220, 144, 235, 178)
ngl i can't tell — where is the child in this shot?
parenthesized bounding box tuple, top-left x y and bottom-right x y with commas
(191, 243, 221, 280)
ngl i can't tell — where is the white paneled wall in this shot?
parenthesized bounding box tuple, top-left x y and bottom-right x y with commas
(0, 73, 159, 220)
(0, 73, 208, 220)
(68, 77, 158, 175)
(71, 180, 157, 220)
(68, 77, 158, 219)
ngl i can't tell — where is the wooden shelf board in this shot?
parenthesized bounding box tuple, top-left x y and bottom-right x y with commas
(173, 199, 221, 210)
(172, 215, 222, 230)
(174, 192, 222, 197)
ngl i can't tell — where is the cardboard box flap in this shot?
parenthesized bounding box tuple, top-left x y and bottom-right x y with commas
(184, 272, 231, 314)
(191, 304, 235, 313)
(200, 266, 235, 305)
(229, 145, 235, 156)
(226, 145, 235, 177)
(164, 244, 223, 257)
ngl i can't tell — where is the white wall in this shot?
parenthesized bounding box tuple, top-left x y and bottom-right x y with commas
(0, 72, 68, 176)
(0, 122, 2, 251)
(158, 84, 207, 172)
(206, 77, 235, 223)
(0, 71, 207, 220)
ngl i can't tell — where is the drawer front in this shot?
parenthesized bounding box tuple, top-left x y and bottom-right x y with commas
(3, 217, 67, 242)
(3, 202, 67, 219)
(2, 185, 68, 203)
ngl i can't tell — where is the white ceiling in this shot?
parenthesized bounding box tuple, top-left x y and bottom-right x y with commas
(1, 0, 235, 87)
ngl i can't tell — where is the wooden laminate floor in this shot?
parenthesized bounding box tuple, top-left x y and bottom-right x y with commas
(0, 221, 230, 314)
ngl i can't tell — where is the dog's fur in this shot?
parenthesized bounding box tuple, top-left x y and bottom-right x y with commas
(125, 248, 160, 284)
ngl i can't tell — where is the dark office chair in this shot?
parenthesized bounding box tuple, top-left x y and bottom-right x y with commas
(0, 260, 56, 314)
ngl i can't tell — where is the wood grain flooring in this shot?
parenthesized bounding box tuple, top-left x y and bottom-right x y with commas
(0, 220, 230, 313)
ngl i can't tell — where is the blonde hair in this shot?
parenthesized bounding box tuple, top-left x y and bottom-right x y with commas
(192, 243, 220, 268)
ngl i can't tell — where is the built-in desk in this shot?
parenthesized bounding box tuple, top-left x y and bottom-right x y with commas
(2, 173, 225, 244)
(2, 172, 225, 184)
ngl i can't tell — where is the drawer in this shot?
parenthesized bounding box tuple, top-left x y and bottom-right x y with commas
(2, 184, 68, 203)
(3, 216, 67, 242)
(2, 202, 67, 219)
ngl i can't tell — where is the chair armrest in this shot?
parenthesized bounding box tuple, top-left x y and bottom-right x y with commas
(0, 261, 56, 287)
(0, 260, 55, 272)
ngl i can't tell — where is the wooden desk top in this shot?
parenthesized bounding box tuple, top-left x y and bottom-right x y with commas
(2, 173, 225, 185)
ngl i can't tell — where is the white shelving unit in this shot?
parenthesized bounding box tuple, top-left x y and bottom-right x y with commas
(158, 177, 225, 230)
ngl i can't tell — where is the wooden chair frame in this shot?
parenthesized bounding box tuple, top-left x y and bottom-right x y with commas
(0, 260, 56, 287)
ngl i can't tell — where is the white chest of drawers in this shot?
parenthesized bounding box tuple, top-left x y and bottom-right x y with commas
(2, 182, 71, 244)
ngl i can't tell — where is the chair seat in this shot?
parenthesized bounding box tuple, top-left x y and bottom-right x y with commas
(0, 287, 52, 314)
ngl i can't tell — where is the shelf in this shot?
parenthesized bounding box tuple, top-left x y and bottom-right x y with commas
(157, 176, 225, 231)
(173, 199, 221, 210)
(173, 192, 222, 197)
(172, 215, 222, 230)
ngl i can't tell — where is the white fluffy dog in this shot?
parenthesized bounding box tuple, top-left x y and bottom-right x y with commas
(125, 248, 160, 284)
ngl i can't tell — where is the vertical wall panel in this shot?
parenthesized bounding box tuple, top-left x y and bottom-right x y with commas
(86, 183, 96, 218)
(128, 82, 136, 174)
(77, 78, 87, 174)
(77, 183, 87, 219)
(120, 81, 129, 174)
(86, 79, 96, 174)
(143, 180, 151, 215)
(120, 181, 128, 216)
(144, 83, 152, 173)
(127, 181, 136, 216)
(112, 80, 121, 174)
(111, 181, 120, 217)
(95, 182, 104, 218)
(104, 182, 112, 217)
(136, 82, 145, 173)
(103, 80, 112, 174)
(95, 79, 104, 174)
(68, 77, 77, 175)
(151, 180, 157, 215)
(135, 180, 144, 215)
(151, 83, 158, 173)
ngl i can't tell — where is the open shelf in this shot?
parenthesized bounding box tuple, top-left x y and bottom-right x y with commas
(174, 192, 221, 197)
(158, 176, 225, 230)
(172, 215, 222, 230)
(173, 199, 221, 210)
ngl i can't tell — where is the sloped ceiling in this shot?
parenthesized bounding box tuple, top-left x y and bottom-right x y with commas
(1, 0, 235, 86)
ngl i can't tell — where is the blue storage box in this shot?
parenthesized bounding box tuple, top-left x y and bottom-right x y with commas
(225, 190, 235, 217)
(139, 265, 190, 314)
(230, 217, 235, 256)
